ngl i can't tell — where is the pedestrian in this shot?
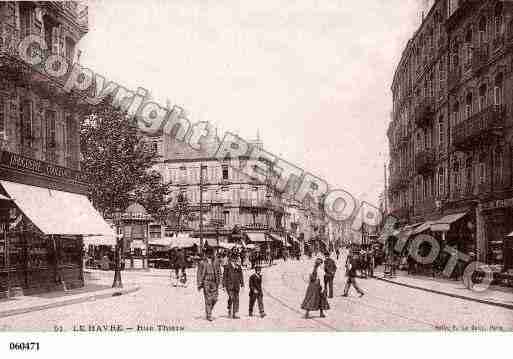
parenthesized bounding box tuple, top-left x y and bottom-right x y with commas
(197, 247, 222, 321)
(248, 265, 266, 318)
(369, 249, 375, 277)
(335, 247, 340, 261)
(301, 258, 329, 319)
(342, 254, 364, 297)
(176, 248, 187, 285)
(323, 252, 337, 298)
(223, 252, 244, 319)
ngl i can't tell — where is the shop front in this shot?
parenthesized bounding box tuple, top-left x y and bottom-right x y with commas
(0, 149, 114, 297)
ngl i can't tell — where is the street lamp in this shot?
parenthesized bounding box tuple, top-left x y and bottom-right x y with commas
(112, 211, 124, 289)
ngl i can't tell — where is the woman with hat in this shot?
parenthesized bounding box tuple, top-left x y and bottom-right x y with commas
(301, 258, 330, 319)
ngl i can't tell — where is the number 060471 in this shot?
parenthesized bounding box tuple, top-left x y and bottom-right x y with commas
(9, 342, 40, 351)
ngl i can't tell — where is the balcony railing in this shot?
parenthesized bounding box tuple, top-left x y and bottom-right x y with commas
(472, 45, 489, 74)
(240, 199, 267, 208)
(452, 105, 505, 150)
(414, 97, 434, 128)
(389, 169, 410, 193)
(448, 67, 462, 92)
(415, 149, 436, 175)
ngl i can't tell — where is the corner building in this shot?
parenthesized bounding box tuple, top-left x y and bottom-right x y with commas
(388, 0, 513, 273)
(0, 2, 113, 296)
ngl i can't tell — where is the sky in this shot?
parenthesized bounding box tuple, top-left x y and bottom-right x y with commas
(80, 0, 429, 205)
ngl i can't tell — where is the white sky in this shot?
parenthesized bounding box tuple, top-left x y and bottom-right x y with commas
(80, 0, 427, 204)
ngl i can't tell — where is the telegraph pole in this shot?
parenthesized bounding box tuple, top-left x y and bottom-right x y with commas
(199, 165, 204, 255)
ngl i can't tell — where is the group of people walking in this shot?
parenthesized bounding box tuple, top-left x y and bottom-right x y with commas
(196, 248, 266, 321)
(194, 245, 367, 322)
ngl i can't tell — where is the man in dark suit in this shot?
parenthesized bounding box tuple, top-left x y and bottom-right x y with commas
(223, 252, 244, 319)
(249, 265, 266, 317)
(323, 252, 337, 298)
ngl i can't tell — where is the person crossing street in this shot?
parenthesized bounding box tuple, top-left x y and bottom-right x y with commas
(223, 252, 244, 319)
(342, 254, 364, 298)
(323, 252, 337, 298)
(248, 265, 266, 318)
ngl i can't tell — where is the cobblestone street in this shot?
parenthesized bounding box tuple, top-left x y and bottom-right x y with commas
(1, 252, 512, 332)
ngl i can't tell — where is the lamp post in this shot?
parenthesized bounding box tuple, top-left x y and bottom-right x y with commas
(112, 211, 123, 289)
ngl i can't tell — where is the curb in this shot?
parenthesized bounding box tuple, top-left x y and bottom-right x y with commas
(0, 285, 140, 319)
(374, 276, 513, 310)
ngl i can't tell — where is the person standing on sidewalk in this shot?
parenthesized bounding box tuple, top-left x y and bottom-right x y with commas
(223, 252, 244, 319)
(342, 254, 364, 297)
(197, 247, 222, 321)
(248, 265, 266, 318)
(323, 252, 337, 298)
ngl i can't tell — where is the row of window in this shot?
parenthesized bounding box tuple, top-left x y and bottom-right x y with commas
(393, 2, 506, 111)
(394, 150, 505, 208)
(175, 185, 274, 205)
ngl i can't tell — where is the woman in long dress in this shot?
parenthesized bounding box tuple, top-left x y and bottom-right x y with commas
(301, 258, 330, 318)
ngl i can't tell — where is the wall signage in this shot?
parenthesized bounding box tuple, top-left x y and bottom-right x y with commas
(0, 150, 87, 183)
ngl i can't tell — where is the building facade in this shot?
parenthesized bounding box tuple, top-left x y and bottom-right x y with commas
(148, 130, 288, 240)
(388, 0, 513, 270)
(0, 2, 113, 296)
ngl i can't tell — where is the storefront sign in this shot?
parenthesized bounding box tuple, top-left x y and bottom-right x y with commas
(0, 150, 87, 183)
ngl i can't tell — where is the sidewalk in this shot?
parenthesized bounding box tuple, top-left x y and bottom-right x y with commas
(0, 280, 140, 319)
(374, 270, 513, 310)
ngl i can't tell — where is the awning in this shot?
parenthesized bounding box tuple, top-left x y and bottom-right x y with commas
(0, 194, 13, 201)
(83, 235, 116, 246)
(130, 239, 146, 249)
(245, 232, 268, 243)
(412, 221, 433, 235)
(268, 233, 286, 244)
(0, 180, 114, 237)
(430, 212, 467, 232)
(149, 237, 173, 246)
(170, 233, 199, 248)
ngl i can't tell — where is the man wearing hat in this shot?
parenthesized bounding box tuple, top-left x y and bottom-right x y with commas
(197, 247, 222, 321)
(248, 265, 266, 318)
(223, 252, 244, 319)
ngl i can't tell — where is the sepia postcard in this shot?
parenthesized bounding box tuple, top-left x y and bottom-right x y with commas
(0, 1, 512, 351)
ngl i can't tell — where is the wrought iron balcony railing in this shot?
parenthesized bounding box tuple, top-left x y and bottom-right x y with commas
(452, 105, 505, 151)
(414, 97, 434, 128)
(415, 149, 436, 175)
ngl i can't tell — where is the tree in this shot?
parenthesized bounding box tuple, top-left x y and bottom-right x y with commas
(167, 192, 192, 231)
(79, 97, 171, 219)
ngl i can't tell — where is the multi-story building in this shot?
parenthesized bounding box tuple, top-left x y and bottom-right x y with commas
(0, 2, 113, 296)
(388, 0, 513, 270)
(148, 130, 288, 243)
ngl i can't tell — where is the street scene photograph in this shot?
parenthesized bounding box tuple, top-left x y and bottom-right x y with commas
(0, 0, 513, 342)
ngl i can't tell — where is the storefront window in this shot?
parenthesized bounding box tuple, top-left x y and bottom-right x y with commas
(58, 236, 82, 267)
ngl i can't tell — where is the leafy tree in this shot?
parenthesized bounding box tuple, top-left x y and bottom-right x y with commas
(79, 97, 171, 219)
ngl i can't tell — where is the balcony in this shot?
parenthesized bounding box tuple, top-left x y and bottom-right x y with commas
(452, 105, 505, 151)
(240, 199, 267, 209)
(472, 45, 489, 74)
(389, 169, 410, 194)
(448, 68, 462, 92)
(414, 97, 434, 128)
(415, 149, 436, 175)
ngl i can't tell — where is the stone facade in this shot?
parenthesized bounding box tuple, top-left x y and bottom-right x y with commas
(388, 0, 513, 267)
